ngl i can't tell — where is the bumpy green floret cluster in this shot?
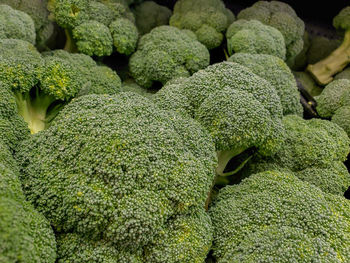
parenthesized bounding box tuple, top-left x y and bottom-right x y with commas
(133, 1, 172, 35)
(238, 1, 305, 66)
(129, 26, 210, 88)
(210, 170, 350, 262)
(242, 115, 350, 195)
(48, 0, 138, 56)
(228, 53, 302, 115)
(16, 93, 216, 261)
(226, 19, 286, 59)
(169, 0, 234, 50)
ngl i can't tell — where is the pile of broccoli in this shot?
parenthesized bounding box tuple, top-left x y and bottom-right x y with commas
(1, 1, 350, 262)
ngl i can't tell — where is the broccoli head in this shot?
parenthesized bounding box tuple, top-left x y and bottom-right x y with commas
(16, 93, 216, 255)
(226, 19, 286, 60)
(133, 1, 172, 35)
(307, 6, 350, 85)
(237, 1, 305, 66)
(169, 0, 234, 50)
(154, 62, 285, 176)
(129, 26, 210, 88)
(209, 170, 350, 261)
(228, 53, 302, 116)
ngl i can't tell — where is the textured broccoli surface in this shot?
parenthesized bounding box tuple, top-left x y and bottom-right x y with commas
(154, 62, 285, 176)
(237, 0, 305, 66)
(133, 1, 172, 35)
(228, 53, 302, 116)
(16, 93, 216, 259)
(209, 170, 350, 262)
(226, 19, 286, 59)
(129, 26, 210, 88)
(169, 0, 234, 50)
(307, 7, 350, 85)
(0, 4, 36, 44)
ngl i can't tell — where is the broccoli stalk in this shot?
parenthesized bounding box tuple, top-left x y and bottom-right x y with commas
(307, 31, 350, 85)
(63, 29, 78, 53)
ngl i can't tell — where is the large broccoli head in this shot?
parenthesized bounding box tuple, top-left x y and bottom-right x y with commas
(237, 1, 305, 66)
(16, 93, 216, 257)
(228, 53, 302, 116)
(169, 0, 234, 50)
(154, 62, 285, 176)
(129, 25, 210, 88)
(209, 170, 350, 262)
(226, 19, 286, 60)
(307, 6, 350, 85)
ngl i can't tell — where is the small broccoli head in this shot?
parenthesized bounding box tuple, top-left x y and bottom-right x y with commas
(228, 53, 302, 116)
(169, 0, 234, 50)
(0, 4, 36, 44)
(226, 19, 286, 60)
(238, 1, 305, 65)
(129, 25, 210, 88)
(133, 1, 172, 35)
(109, 17, 138, 55)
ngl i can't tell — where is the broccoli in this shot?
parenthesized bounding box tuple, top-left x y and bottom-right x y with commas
(226, 19, 286, 60)
(307, 36, 341, 65)
(48, 0, 138, 56)
(335, 67, 350, 80)
(133, 1, 172, 35)
(237, 1, 305, 66)
(241, 115, 350, 195)
(209, 170, 350, 262)
(293, 71, 323, 97)
(290, 31, 310, 70)
(228, 53, 302, 116)
(0, 4, 36, 44)
(129, 26, 210, 88)
(120, 78, 154, 97)
(153, 62, 285, 177)
(307, 7, 350, 85)
(169, 0, 234, 50)
(16, 93, 216, 260)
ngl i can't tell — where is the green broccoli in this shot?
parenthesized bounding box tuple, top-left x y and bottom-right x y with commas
(290, 31, 310, 70)
(48, 0, 138, 56)
(226, 19, 286, 60)
(120, 78, 154, 97)
(133, 1, 172, 35)
(129, 26, 210, 88)
(307, 7, 350, 85)
(153, 62, 285, 177)
(293, 71, 323, 97)
(209, 170, 350, 262)
(0, 4, 36, 44)
(228, 53, 302, 116)
(16, 93, 216, 260)
(169, 0, 234, 50)
(307, 36, 341, 65)
(237, 1, 305, 66)
(335, 67, 350, 80)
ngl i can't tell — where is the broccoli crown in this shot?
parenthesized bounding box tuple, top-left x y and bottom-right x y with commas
(16, 93, 216, 252)
(316, 79, 350, 118)
(120, 78, 153, 98)
(0, 140, 19, 174)
(133, 1, 172, 35)
(237, 0, 305, 64)
(332, 105, 350, 137)
(226, 19, 286, 60)
(129, 25, 210, 88)
(335, 67, 350, 80)
(228, 53, 302, 116)
(169, 0, 234, 50)
(209, 170, 350, 261)
(333, 6, 350, 32)
(307, 36, 341, 65)
(49, 0, 138, 56)
(0, 4, 36, 44)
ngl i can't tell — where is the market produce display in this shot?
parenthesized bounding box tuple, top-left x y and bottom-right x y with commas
(0, 1, 349, 262)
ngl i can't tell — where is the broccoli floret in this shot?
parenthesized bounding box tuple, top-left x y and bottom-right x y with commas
(332, 106, 350, 137)
(129, 26, 210, 88)
(209, 170, 350, 261)
(154, 62, 285, 177)
(120, 78, 153, 97)
(228, 53, 303, 116)
(133, 1, 172, 35)
(335, 67, 350, 80)
(48, 0, 138, 57)
(169, 0, 234, 50)
(0, 139, 20, 174)
(293, 71, 323, 97)
(307, 36, 341, 65)
(16, 93, 216, 254)
(226, 19, 286, 60)
(307, 7, 350, 85)
(237, 1, 305, 66)
(0, 4, 36, 44)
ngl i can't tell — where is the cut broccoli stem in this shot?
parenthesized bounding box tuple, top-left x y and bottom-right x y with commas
(216, 147, 252, 176)
(14, 87, 58, 134)
(64, 29, 78, 53)
(307, 31, 350, 85)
